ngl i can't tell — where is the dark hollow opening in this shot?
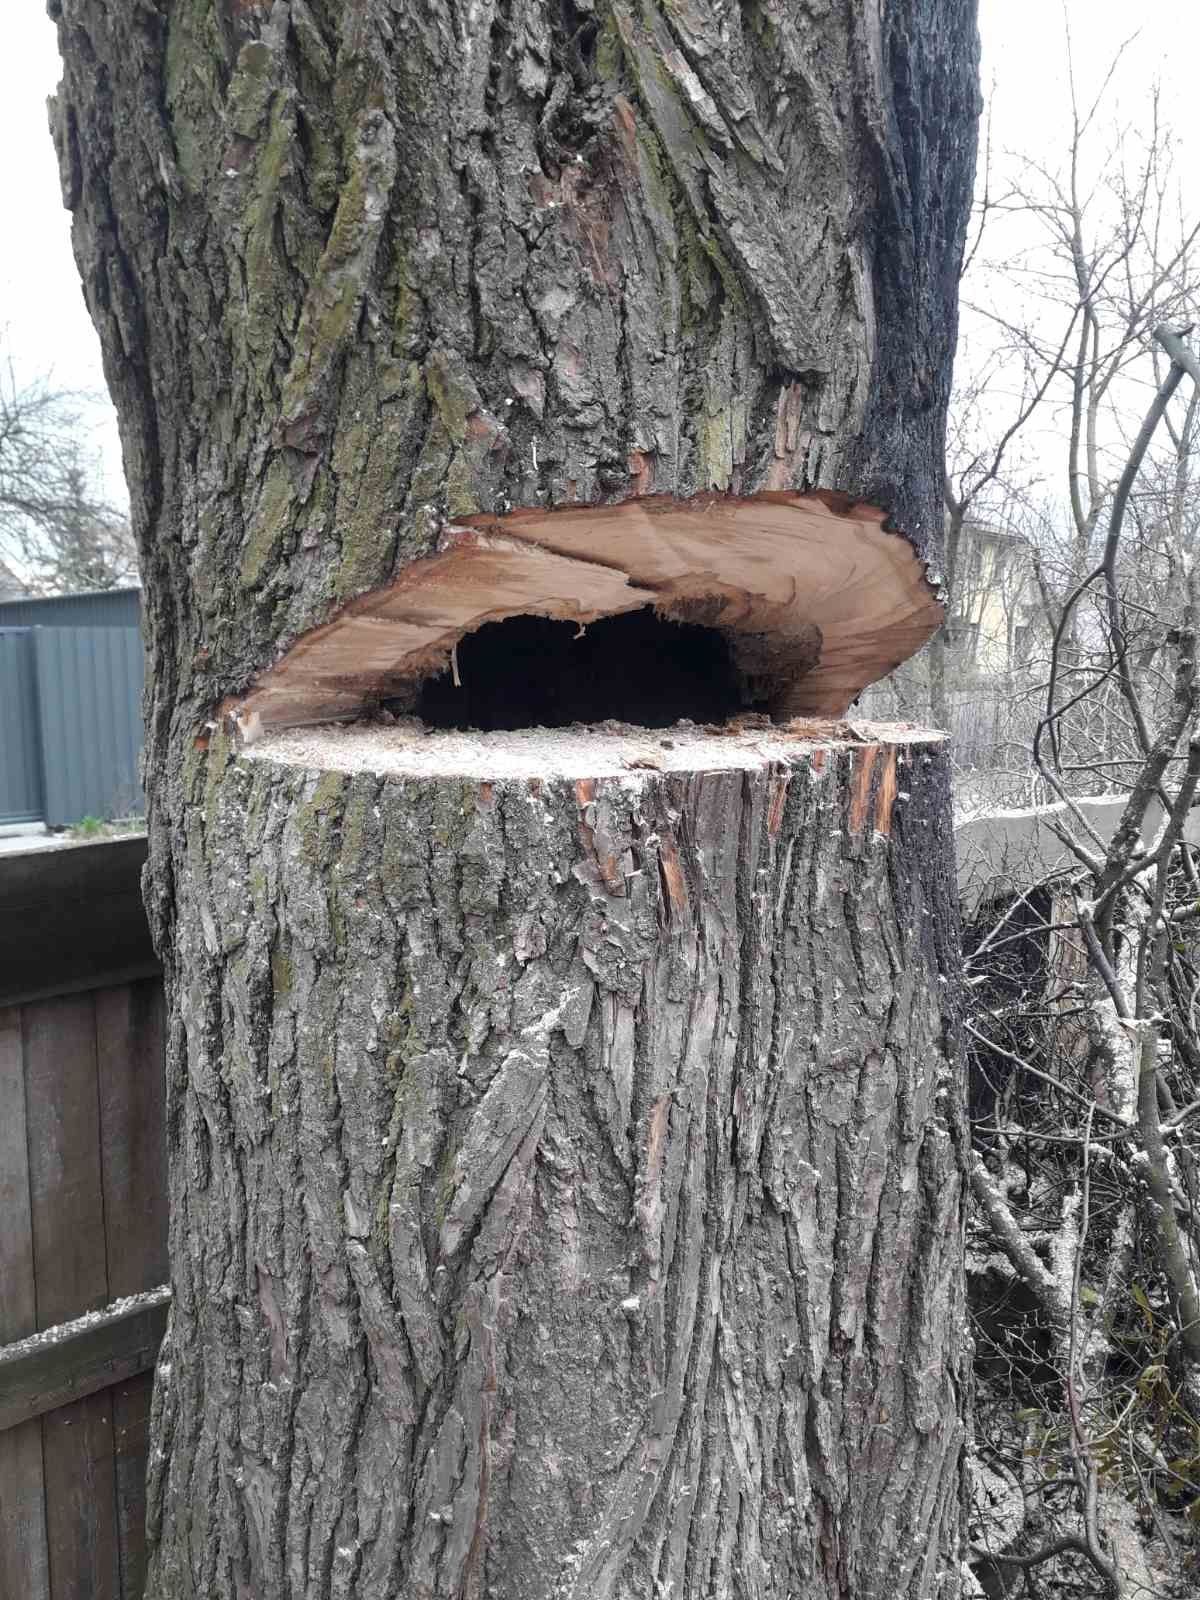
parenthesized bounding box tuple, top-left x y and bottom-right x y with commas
(415, 610, 745, 732)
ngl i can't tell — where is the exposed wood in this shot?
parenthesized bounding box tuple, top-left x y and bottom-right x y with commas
(847, 743, 903, 842)
(0, 838, 158, 1009)
(231, 493, 942, 736)
(254, 716, 941, 785)
(41, 1391, 121, 1600)
(0, 1291, 171, 1435)
(0, 1006, 50, 1599)
(48, 0, 979, 786)
(96, 982, 169, 1298)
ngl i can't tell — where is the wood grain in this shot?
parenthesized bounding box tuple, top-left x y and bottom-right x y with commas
(96, 981, 168, 1297)
(41, 1393, 120, 1600)
(112, 1374, 155, 1600)
(24, 995, 109, 1329)
(0, 1009, 37, 1345)
(0, 842, 169, 1599)
(23, 995, 121, 1600)
(0, 1006, 50, 1600)
(0, 1421, 51, 1600)
(230, 493, 942, 736)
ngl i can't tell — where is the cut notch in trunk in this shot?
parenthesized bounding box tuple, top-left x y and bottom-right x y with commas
(226, 491, 942, 741)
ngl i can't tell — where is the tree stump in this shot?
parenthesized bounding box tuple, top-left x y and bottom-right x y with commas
(147, 721, 966, 1598)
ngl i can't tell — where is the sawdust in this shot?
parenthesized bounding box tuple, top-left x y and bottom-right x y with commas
(245, 717, 943, 781)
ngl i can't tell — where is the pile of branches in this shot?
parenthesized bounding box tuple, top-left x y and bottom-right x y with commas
(963, 329, 1200, 1598)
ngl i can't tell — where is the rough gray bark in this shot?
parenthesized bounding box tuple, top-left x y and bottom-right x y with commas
(146, 727, 967, 1599)
(48, 1, 980, 1594)
(50, 0, 979, 762)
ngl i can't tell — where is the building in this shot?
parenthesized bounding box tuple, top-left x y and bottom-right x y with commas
(944, 522, 1042, 679)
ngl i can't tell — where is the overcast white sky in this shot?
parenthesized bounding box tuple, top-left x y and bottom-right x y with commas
(1, 1, 1197, 512)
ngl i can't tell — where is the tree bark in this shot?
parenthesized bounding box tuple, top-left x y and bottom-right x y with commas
(49, 0, 980, 1594)
(147, 725, 967, 1598)
(49, 0, 979, 755)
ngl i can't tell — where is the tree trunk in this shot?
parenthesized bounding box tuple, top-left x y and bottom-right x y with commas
(50, 0, 980, 1594)
(147, 725, 967, 1599)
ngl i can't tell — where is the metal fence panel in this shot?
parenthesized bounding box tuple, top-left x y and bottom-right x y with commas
(0, 588, 141, 631)
(0, 631, 44, 825)
(32, 628, 144, 828)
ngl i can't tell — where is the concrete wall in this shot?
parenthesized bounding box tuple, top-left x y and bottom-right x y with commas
(956, 794, 1200, 909)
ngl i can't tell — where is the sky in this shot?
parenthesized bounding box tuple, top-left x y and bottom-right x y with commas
(1, 0, 1197, 517)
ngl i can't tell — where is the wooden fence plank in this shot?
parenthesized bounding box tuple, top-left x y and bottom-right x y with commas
(96, 982, 168, 1297)
(0, 1290, 170, 1433)
(0, 838, 168, 1600)
(0, 838, 158, 1009)
(0, 1420, 51, 1600)
(0, 1009, 37, 1344)
(24, 995, 110, 1329)
(0, 1005, 50, 1600)
(0, 832, 160, 1004)
(42, 1393, 121, 1600)
(112, 1374, 154, 1600)
(23, 996, 121, 1600)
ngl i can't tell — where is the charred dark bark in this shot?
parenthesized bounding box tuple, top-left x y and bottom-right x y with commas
(49, 1, 980, 1594)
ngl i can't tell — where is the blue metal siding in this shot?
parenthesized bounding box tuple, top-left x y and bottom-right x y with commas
(0, 631, 44, 824)
(0, 588, 141, 631)
(32, 628, 145, 827)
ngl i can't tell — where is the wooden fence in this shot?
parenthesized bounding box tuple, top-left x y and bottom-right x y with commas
(0, 836, 166, 1600)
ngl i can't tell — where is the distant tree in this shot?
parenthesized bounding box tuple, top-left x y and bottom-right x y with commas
(854, 36, 1200, 1592)
(964, 327, 1200, 1599)
(0, 555, 25, 599)
(0, 347, 135, 594)
(25, 459, 138, 594)
(872, 44, 1200, 761)
(919, 61, 1200, 1588)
